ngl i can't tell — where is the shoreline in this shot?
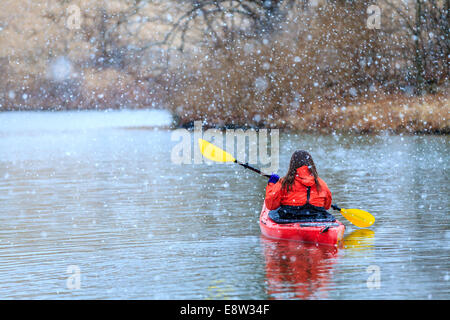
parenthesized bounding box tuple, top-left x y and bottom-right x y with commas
(170, 92, 449, 135)
(1, 92, 448, 135)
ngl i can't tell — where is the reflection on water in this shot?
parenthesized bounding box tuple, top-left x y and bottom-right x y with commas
(261, 237, 340, 299)
(0, 110, 448, 299)
(261, 230, 377, 299)
(206, 280, 235, 300)
(343, 229, 375, 250)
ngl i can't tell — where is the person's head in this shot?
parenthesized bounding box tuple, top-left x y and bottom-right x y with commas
(282, 150, 321, 192)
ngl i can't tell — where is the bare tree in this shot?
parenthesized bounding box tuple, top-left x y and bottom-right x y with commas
(141, 0, 297, 51)
(383, 0, 449, 92)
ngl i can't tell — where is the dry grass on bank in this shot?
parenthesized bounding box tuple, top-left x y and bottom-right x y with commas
(280, 92, 449, 134)
(171, 88, 449, 134)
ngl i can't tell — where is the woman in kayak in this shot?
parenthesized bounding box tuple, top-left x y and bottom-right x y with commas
(265, 150, 335, 222)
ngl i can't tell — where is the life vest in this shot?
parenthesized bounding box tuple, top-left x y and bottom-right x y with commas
(265, 166, 334, 222)
(265, 166, 332, 210)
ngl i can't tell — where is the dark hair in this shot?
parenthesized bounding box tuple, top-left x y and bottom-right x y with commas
(281, 150, 321, 192)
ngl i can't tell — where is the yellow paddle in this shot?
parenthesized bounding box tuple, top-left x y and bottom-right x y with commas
(198, 138, 270, 177)
(331, 205, 375, 228)
(198, 138, 375, 228)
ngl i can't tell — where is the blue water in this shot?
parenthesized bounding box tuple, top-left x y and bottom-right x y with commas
(0, 110, 448, 299)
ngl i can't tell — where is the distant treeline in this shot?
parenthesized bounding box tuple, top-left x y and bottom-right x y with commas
(165, 1, 449, 132)
(0, 1, 448, 132)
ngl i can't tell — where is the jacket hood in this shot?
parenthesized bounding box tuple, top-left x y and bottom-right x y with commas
(295, 166, 316, 186)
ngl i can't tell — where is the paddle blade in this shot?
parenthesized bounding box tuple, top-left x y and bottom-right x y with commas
(340, 208, 375, 228)
(198, 139, 236, 163)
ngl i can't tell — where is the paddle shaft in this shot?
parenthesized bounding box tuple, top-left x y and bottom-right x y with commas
(234, 160, 271, 178)
(331, 204, 341, 211)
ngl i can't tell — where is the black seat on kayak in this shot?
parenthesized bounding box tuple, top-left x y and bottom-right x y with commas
(268, 205, 336, 224)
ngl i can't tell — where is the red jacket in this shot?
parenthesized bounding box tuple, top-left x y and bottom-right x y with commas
(265, 166, 332, 210)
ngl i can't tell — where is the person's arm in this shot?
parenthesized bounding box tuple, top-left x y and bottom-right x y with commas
(323, 181, 332, 210)
(318, 178, 332, 210)
(324, 188, 332, 210)
(265, 174, 282, 210)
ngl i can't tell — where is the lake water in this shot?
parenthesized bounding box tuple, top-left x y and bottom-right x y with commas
(0, 110, 448, 299)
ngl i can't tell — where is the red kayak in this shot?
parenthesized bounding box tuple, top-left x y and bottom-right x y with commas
(259, 204, 345, 246)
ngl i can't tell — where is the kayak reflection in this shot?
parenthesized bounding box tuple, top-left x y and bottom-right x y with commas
(261, 237, 340, 300)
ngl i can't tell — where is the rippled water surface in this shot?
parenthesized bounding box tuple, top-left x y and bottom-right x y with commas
(0, 110, 448, 299)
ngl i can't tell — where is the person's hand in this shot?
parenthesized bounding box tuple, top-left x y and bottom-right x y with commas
(268, 174, 280, 184)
